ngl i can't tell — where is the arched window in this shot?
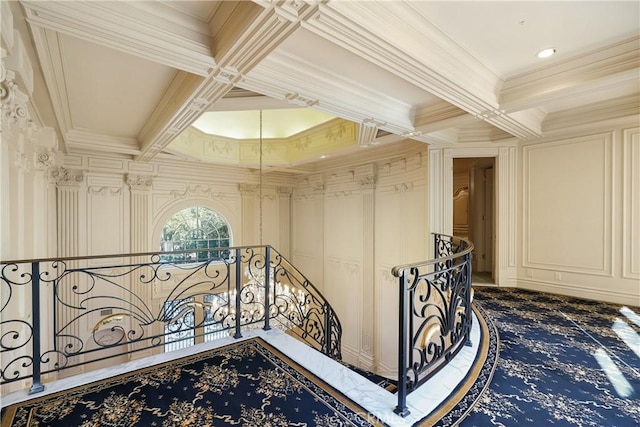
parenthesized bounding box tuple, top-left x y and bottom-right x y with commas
(160, 206, 231, 262)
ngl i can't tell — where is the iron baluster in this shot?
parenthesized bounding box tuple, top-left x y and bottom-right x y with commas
(263, 246, 271, 331)
(29, 262, 44, 394)
(234, 248, 242, 339)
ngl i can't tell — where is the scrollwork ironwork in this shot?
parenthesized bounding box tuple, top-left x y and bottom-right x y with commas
(1, 245, 343, 391)
(392, 233, 474, 417)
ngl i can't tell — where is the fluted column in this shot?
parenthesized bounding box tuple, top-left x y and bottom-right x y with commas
(52, 166, 85, 375)
(239, 183, 259, 245)
(126, 174, 153, 357)
(277, 186, 292, 257)
(127, 175, 153, 253)
(359, 173, 376, 371)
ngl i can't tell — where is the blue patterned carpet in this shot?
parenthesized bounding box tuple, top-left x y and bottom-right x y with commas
(1, 338, 381, 427)
(462, 287, 640, 427)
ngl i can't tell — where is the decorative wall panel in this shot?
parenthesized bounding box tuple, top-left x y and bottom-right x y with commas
(623, 127, 640, 279)
(524, 133, 613, 275)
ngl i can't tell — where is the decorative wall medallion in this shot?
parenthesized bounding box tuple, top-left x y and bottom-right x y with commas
(326, 124, 346, 142)
(206, 140, 233, 155)
(250, 142, 274, 155)
(295, 136, 311, 150)
(34, 148, 56, 171)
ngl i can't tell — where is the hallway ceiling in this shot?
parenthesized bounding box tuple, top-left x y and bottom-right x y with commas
(17, 0, 640, 169)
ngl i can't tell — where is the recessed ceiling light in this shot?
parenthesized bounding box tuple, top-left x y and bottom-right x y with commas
(320, 155, 328, 159)
(537, 48, 556, 59)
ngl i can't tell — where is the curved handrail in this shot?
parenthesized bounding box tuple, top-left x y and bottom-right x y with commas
(391, 237, 474, 277)
(392, 233, 474, 417)
(0, 245, 342, 394)
(268, 247, 342, 359)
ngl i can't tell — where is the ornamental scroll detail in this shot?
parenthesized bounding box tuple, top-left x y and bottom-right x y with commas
(0, 69, 30, 131)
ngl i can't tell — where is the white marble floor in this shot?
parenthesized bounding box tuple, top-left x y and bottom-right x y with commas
(1, 316, 481, 427)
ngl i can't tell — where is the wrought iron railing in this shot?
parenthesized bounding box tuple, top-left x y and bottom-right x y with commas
(391, 233, 474, 417)
(0, 245, 341, 394)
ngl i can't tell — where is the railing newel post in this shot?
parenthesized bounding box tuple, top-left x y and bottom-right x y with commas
(394, 270, 410, 417)
(29, 262, 44, 394)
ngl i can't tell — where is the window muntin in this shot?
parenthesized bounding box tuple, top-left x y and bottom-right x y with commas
(160, 206, 230, 262)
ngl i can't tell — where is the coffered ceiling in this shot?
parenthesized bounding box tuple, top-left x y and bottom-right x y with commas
(13, 0, 640, 169)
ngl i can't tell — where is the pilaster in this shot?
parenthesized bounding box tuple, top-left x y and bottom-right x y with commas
(277, 186, 292, 257)
(126, 174, 153, 358)
(239, 183, 259, 245)
(359, 172, 376, 370)
(126, 174, 153, 254)
(51, 166, 86, 375)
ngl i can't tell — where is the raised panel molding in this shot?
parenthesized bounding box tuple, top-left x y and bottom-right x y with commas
(623, 127, 640, 279)
(523, 133, 614, 276)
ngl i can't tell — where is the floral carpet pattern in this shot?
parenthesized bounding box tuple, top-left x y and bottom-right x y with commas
(462, 287, 640, 427)
(1, 338, 381, 427)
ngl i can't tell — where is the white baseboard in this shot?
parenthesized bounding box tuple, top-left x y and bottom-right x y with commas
(516, 278, 640, 306)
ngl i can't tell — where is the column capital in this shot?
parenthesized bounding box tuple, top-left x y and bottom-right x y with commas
(238, 183, 259, 195)
(359, 175, 376, 190)
(277, 186, 293, 197)
(1, 69, 31, 130)
(50, 167, 84, 187)
(126, 174, 153, 191)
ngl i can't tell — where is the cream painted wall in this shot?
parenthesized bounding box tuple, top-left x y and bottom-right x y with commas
(519, 125, 640, 305)
(51, 153, 294, 258)
(291, 142, 428, 376)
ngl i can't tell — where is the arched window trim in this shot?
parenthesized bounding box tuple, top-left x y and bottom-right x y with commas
(159, 205, 232, 263)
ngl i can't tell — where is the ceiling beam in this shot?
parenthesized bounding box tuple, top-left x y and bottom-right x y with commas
(21, 0, 216, 76)
(242, 50, 415, 135)
(136, 0, 325, 162)
(303, 1, 544, 140)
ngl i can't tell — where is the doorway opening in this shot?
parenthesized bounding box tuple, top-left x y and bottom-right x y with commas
(452, 157, 495, 285)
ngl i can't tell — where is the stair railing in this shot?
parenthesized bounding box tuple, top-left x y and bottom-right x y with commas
(0, 245, 341, 394)
(391, 233, 474, 417)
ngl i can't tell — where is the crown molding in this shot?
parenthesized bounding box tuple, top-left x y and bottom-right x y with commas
(542, 94, 640, 137)
(304, 1, 542, 140)
(66, 128, 140, 157)
(501, 37, 640, 112)
(413, 102, 478, 134)
(22, 1, 215, 76)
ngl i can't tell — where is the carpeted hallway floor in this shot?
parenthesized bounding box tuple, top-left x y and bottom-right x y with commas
(462, 287, 640, 427)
